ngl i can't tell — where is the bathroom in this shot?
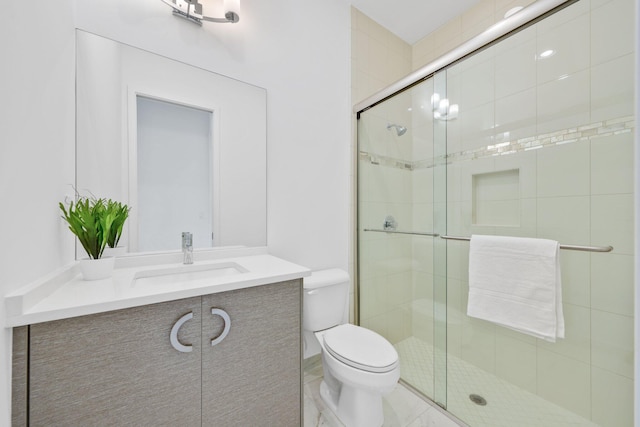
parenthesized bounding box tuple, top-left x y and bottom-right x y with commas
(0, 0, 637, 426)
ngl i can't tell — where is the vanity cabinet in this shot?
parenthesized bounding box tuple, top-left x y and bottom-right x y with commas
(12, 280, 302, 427)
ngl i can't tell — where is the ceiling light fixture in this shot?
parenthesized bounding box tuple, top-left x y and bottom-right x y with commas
(161, 0, 240, 25)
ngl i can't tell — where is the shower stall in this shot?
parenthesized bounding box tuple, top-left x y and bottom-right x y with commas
(356, 0, 635, 426)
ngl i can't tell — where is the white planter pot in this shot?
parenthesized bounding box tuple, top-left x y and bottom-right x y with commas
(79, 256, 115, 281)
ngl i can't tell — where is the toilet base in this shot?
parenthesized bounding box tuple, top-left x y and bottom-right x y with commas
(319, 380, 384, 427)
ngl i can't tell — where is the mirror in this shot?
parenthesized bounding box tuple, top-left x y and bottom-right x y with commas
(76, 30, 267, 256)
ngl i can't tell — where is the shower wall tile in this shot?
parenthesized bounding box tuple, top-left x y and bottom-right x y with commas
(457, 56, 495, 110)
(474, 199, 520, 227)
(559, 251, 591, 308)
(536, 69, 590, 135)
(412, 203, 434, 235)
(461, 14, 494, 42)
(387, 271, 414, 307)
(385, 305, 413, 344)
(538, 14, 590, 83)
(447, 161, 462, 203)
(351, 7, 411, 105)
(517, 198, 537, 234)
(493, 321, 537, 346)
(536, 196, 590, 245)
(446, 241, 467, 281)
(460, 0, 494, 31)
(411, 294, 434, 344)
(431, 17, 463, 59)
(591, 54, 635, 123)
(590, 131, 634, 195)
(412, 123, 434, 162)
(358, 239, 388, 280)
(495, 334, 537, 394)
(536, 13, 590, 84)
(412, 269, 434, 301)
(446, 202, 473, 246)
(590, 0, 635, 66)
(359, 276, 386, 317)
(446, 278, 465, 331)
(591, 366, 634, 427)
(386, 237, 414, 274)
(461, 317, 496, 374)
(459, 101, 495, 152)
(447, 321, 463, 359)
(494, 27, 536, 98)
(536, 348, 591, 420)
(536, 141, 590, 197)
(494, 88, 537, 142)
(361, 313, 389, 341)
(591, 194, 634, 255)
(412, 168, 434, 204)
(590, 309, 633, 378)
(591, 253, 634, 317)
(494, 148, 538, 198)
(537, 303, 591, 364)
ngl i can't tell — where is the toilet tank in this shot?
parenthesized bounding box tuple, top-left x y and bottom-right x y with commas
(303, 269, 350, 332)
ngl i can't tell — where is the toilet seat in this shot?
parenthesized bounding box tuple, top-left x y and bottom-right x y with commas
(323, 324, 399, 373)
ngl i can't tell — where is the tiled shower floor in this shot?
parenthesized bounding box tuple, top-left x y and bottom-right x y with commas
(395, 336, 599, 427)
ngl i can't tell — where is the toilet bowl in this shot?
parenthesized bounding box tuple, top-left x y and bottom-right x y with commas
(302, 268, 400, 427)
(314, 324, 400, 427)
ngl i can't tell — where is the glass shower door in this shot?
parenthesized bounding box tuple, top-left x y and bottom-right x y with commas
(439, 0, 635, 425)
(357, 76, 447, 405)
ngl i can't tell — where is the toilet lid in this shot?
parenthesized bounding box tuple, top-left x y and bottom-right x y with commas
(323, 324, 399, 373)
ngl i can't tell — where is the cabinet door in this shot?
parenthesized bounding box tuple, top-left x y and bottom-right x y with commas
(29, 297, 202, 427)
(201, 280, 302, 426)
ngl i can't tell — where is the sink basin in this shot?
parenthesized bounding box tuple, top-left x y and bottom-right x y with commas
(133, 262, 248, 287)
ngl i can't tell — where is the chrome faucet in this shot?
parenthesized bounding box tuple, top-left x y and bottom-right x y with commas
(182, 232, 193, 265)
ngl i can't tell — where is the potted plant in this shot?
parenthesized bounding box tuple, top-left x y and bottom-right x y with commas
(59, 197, 130, 280)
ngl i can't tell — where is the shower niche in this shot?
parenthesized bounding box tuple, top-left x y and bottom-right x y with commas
(472, 169, 520, 227)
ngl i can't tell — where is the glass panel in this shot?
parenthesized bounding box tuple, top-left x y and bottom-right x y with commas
(357, 78, 439, 400)
(442, 0, 635, 425)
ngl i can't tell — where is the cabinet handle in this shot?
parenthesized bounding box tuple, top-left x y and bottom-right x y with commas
(210, 308, 231, 346)
(170, 312, 194, 353)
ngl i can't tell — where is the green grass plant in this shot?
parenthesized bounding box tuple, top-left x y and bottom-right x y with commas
(59, 197, 130, 259)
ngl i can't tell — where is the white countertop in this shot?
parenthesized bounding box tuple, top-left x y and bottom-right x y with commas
(5, 247, 310, 327)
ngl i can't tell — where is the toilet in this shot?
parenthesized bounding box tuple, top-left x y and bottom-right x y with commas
(303, 269, 400, 427)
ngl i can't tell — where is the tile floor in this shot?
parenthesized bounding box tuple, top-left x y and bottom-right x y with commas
(395, 337, 599, 427)
(303, 356, 463, 427)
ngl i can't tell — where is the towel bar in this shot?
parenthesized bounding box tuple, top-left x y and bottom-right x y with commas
(363, 228, 439, 237)
(363, 229, 613, 252)
(440, 235, 613, 253)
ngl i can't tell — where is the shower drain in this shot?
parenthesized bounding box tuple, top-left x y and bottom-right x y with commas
(469, 394, 487, 406)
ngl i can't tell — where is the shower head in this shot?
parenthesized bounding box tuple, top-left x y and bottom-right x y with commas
(387, 123, 407, 136)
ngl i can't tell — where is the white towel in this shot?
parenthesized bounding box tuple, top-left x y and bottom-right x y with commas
(467, 235, 564, 342)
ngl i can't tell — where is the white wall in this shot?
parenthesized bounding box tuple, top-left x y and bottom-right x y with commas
(1, 0, 350, 423)
(0, 1, 77, 425)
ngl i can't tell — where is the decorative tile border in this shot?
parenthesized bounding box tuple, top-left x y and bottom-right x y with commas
(360, 116, 635, 171)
